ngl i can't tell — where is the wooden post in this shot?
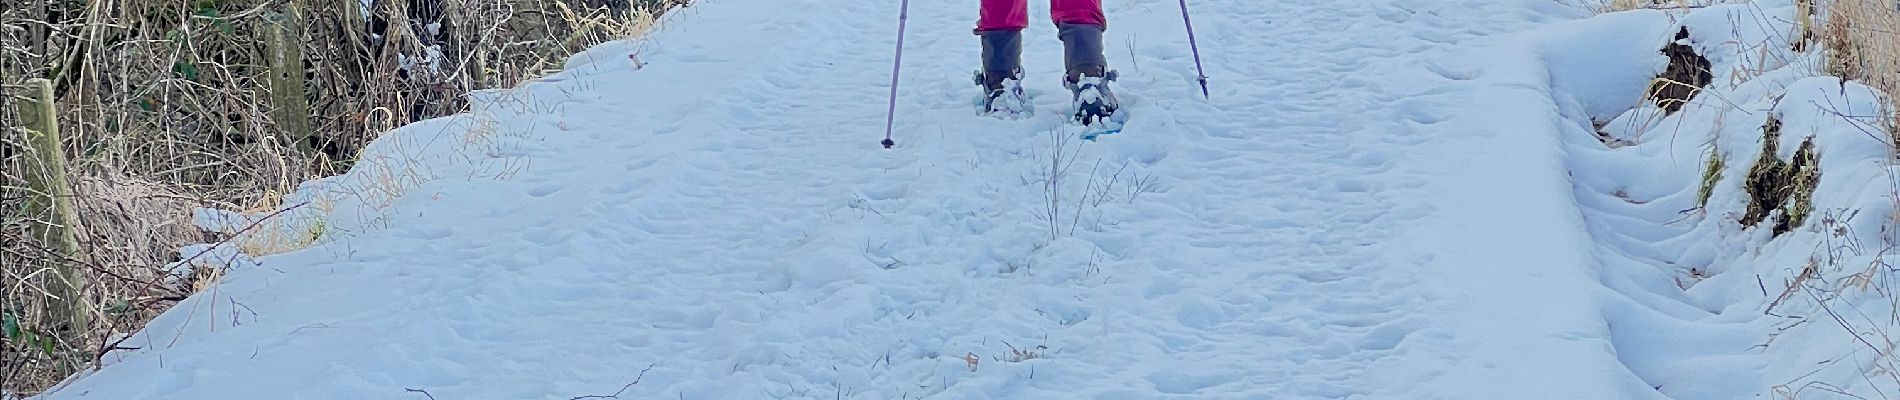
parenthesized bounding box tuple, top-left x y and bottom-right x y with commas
(16, 78, 88, 367)
(262, 8, 315, 151)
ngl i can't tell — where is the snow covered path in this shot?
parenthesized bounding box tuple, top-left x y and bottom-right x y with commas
(46, 0, 1667, 399)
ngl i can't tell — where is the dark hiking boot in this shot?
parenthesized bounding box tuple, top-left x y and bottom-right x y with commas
(1059, 24, 1119, 126)
(978, 29, 1029, 116)
(975, 68, 1028, 115)
(1066, 67, 1119, 127)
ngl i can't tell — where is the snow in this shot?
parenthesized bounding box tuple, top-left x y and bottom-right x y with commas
(30, 0, 1900, 399)
(1551, 1, 1900, 399)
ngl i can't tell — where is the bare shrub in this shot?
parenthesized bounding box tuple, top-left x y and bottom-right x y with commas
(1, 0, 683, 395)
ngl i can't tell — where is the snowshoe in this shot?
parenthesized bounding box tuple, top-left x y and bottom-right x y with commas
(1066, 68, 1124, 139)
(975, 69, 1031, 118)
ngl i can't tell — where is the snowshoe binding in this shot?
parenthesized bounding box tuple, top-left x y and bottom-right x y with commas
(976, 69, 1031, 118)
(1066, 67, 1123, 138)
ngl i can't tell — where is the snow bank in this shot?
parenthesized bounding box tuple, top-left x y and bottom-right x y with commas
(35, 0, 1667, 398)
(1537, 1, 1900, 397)
(178, 56, 626, 281)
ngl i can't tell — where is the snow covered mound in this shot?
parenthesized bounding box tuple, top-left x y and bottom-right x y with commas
(33, 0, 1896, 399)
(1529, 1, 1900, 398)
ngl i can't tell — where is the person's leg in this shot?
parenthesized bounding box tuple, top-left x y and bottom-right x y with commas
(977, 0, 1027, 81)
(1050, 0, 1117, 124)
(1050, 0, 1108, 82)
(1057, 23, 1107, 82)
(977, 0, 1028, 113)
(977, 0, 1029, 32)
(1048, 0, 1106, 27)
(979, 29, 1023, 81)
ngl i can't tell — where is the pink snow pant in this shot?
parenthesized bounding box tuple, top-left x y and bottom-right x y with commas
(977, 0, 1106, 32)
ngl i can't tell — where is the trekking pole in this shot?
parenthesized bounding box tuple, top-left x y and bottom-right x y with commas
(1177, 0, 1209, 99)
(880, 0, 912, 149)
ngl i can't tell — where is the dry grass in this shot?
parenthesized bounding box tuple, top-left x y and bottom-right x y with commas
(1763, 1, 1899, 396)
(1557, 0, 1900, 396)
(1818, 4, 1900, 311)
(1741, 116, 1822, 235)
(1819, 0, 1899, 158)
(1562, 0, 1725, 12)
(1696, 143, 1726, 208)
(2, 0, 681, 396)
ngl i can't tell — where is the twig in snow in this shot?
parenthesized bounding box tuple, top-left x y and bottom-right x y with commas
(289, 323, 336, 334)
(230, 297, 258, 327)
(174, 202, 310, 269)
(1124, 34, 1140, 74)
(1813, 94, 1897, 148)
(165, 198, 305, 346)
(1803, 284, 1900, 391)
(569, 363, 656, 399)
(406, 388, 438, 400)
(93, 333, 143, 365)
